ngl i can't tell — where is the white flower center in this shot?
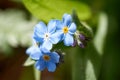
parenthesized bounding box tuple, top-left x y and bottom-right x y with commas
(44, 33, 50, 41)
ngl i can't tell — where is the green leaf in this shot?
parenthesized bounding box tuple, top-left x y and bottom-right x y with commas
(70, 12, 108, 80)
(23, 0, 91, 22)
(86, 60, 96, 80)
(71, 48, 86, 80)
(93, 13, 108, 55)
(23, 57, 35, 66)
(71, 42, 101, 80)
(72, 11, 93, 38)
(85, 43, 99, 80)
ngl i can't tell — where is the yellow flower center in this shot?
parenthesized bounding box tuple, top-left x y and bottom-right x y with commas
(63, 26, 69, 34)
(43, 55, 50, 61)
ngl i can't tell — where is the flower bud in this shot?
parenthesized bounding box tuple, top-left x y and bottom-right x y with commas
(79, 33, 86, 41)
(79, 42, 85, 48)
(72, 39, 77, 47)
(54, 49, 65, 66)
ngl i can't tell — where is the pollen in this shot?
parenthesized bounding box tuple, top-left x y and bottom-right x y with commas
(63, 26, 69, 34)
(43, 55, 50, 61)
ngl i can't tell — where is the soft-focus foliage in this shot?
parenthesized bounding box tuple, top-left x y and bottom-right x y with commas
(94, 13, 108, 55)
(23, 0, 91, 21)
(70, 12, 108, 80)
(0, 9, 37, 53)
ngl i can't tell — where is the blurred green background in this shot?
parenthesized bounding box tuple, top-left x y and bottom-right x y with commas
(0, 0, 120, 80)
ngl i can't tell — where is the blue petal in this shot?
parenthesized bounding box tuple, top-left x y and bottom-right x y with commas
(51, 52, 60, 63)
(56, 20, 64, 30)
(33, 22, 47, 43)
(35, 60, 46, 71)
(26, 46, 42, 60)
(47, 62, 56, 72)
(41, 41, 52, 50)
(62, 14, 72, 26)
(30, 49, 42, 60)
(64, 33, 74, 46)
(26, 46, 38, 55)
(40, 48, 50, 54)
(26, 46, 34, 55)
(33, 33, 44, 43)
(47, 20, 57, 34)
(50, 31, 63, 44)
(69, 23, 76, 34)
(34, 22, 47, 34)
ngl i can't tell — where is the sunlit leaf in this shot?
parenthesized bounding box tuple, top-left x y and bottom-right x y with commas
(24, 57, 35, 66)
(23, 0, 91, 22)
(86, 60, 96, 80)
(94, 13, 108, 55)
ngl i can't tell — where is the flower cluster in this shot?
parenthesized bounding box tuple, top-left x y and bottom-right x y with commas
(26, 13, 77, 72)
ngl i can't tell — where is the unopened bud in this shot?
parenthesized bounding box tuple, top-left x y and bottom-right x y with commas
(72, 39, 77, 47)
(54, 49, 65, 66)
(79, 43, 85, 48)
(79, 33, 86, 41)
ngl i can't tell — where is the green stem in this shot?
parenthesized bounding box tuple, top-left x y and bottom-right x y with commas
(33, 66, 41, 80)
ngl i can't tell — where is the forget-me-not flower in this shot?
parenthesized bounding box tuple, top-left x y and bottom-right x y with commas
(26, 40, 41, 60)
(33, 20, 61, 50)
(56, 14, 76, 46)
(35, 48, 60, 72)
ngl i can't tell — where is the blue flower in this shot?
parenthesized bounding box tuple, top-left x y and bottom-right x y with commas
(33, 20, 61, 50)
(26, 41, 42, 60)
(56, 14, 76, 46)
(35, 48, 60, 72)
